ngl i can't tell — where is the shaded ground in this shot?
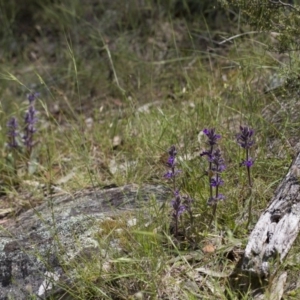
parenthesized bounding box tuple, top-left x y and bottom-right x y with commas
(1, 0, 237, 115)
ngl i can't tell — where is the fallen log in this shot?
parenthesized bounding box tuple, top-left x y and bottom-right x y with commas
(241, 151, 300, 282)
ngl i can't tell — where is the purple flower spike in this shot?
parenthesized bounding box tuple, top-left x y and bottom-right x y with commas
(23, 94, 39, 154)
(209, 149, 226, 172)
(200, 128, 226, 214)
(7, 117, 18, 136)
(203, 128, 221, 147)
(7, 117, 19, 148)
(171, 191, 186, 219)
(25, 106, 37, 129)
(236, 126, 254, 149)
(236, 126, 255, 188)
(163, 146, 187, 237)
(23, 105, 37, 148)
(163, 145, 181, 180)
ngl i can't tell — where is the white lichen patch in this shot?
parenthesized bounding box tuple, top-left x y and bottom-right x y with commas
(38, 271, 60, 297)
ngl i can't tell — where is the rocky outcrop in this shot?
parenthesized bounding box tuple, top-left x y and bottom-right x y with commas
(0, 184, 170, 299)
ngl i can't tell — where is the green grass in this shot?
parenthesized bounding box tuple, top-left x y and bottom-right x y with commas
(1, 0, 299, 299)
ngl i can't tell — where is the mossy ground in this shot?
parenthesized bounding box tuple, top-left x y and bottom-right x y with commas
(0, 0, 299, 299)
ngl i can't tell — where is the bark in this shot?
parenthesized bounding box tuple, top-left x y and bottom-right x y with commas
(242, 152, 300, 278)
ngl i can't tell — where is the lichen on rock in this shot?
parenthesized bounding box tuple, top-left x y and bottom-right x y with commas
(0, 184, 170, 299)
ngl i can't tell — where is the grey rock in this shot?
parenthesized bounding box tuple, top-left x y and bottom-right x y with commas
(0, 184, 170, 299)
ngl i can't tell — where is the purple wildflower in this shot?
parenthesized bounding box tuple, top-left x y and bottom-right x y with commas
(209, 149, 226, 173)
(236, 126, 254, 149)
(237, 126, 255, 187)
(172, 190, 186, 219)
(163, 146, 189, 237)
(7, 117, 19, 149)
(23, 93, 39, 155)
(171, 190, 192, 237)
(202, 128, 221, 147)
(23, 106, 37, 149)
(201, 129, 226, 208)
(163, 145, 181, 191)
(207, 149, 226, 205)
(166, 145, 177, 168)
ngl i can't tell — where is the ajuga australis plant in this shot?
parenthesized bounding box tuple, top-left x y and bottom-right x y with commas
(163, 145, 181, 191)
(236, 126, 255, 187)
(7, 117, 19, 174)
(164, 146, 183, 237)
(7, 117, 19, 150)
(23, 92, 39, 158)
(200, 129, 226, 225)
(164, 145, 192, 238)
(6, 92, 39, 175)
(236, 126, 255, 227)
